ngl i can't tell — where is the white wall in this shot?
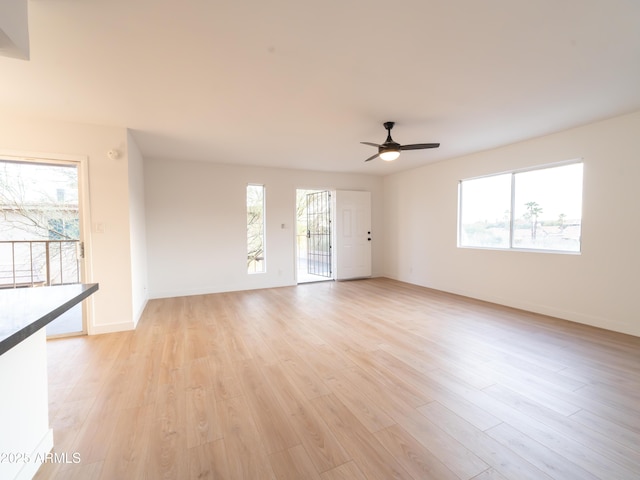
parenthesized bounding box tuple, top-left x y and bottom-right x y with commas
(384, 110, 640, 337)
(0, 114, 140, 333)
(126, 130, 149, 326)
(145, 158, 384, 298)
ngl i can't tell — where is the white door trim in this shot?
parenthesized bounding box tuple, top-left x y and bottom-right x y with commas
(0, 149, 94, 334)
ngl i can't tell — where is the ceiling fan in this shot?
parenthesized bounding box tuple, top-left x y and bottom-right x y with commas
(362, 121, 440, 162)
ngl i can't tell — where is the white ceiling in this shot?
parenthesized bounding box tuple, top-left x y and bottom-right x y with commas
(2, 0, 639, 175)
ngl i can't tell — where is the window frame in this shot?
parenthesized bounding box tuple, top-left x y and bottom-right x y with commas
(457, 160, 583, 254)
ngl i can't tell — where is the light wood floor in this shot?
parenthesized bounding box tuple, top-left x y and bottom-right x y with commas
(35, 278, 640, 479)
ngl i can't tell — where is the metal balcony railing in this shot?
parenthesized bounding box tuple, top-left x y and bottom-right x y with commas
(0, 240, 81, 289)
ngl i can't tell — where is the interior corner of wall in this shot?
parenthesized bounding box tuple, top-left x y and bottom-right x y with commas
(133, 297, 149, 328)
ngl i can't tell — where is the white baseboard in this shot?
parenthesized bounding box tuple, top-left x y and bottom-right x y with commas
(89, 321, 136, 335)
(387, 275, 640, 338)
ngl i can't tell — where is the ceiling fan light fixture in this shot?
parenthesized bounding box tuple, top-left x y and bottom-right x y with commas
(362, 121, 439, 163)
(379, 149, 400, 161)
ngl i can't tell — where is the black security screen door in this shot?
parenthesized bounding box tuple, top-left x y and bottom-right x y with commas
(306, 191, 332, 277)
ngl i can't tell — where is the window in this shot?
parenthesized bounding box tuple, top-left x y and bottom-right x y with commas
(247, 184, 265, 273)
(459, 162, 583, 252)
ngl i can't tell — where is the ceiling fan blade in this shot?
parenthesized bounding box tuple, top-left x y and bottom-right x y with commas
(360, 142, 380, 147)
(364, 153, 380, 162)
(400, 143, 440, 150)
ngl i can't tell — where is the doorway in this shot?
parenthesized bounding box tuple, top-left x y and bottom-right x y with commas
(296, 189, 333, 283)
(0, 157, 87, 336)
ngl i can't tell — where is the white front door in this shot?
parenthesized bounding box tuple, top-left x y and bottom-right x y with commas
(334, 190, 371, 280)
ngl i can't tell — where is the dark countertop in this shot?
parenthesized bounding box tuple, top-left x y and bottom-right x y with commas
(0, 283, 99, 356)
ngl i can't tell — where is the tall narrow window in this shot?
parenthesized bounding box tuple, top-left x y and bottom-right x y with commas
(459, 162, 583, 252)
(247, 184, 265, 273)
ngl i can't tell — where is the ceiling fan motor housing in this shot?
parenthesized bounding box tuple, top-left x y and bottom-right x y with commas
(379, 142, 400, 154)
(381, 121, 399, 152)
